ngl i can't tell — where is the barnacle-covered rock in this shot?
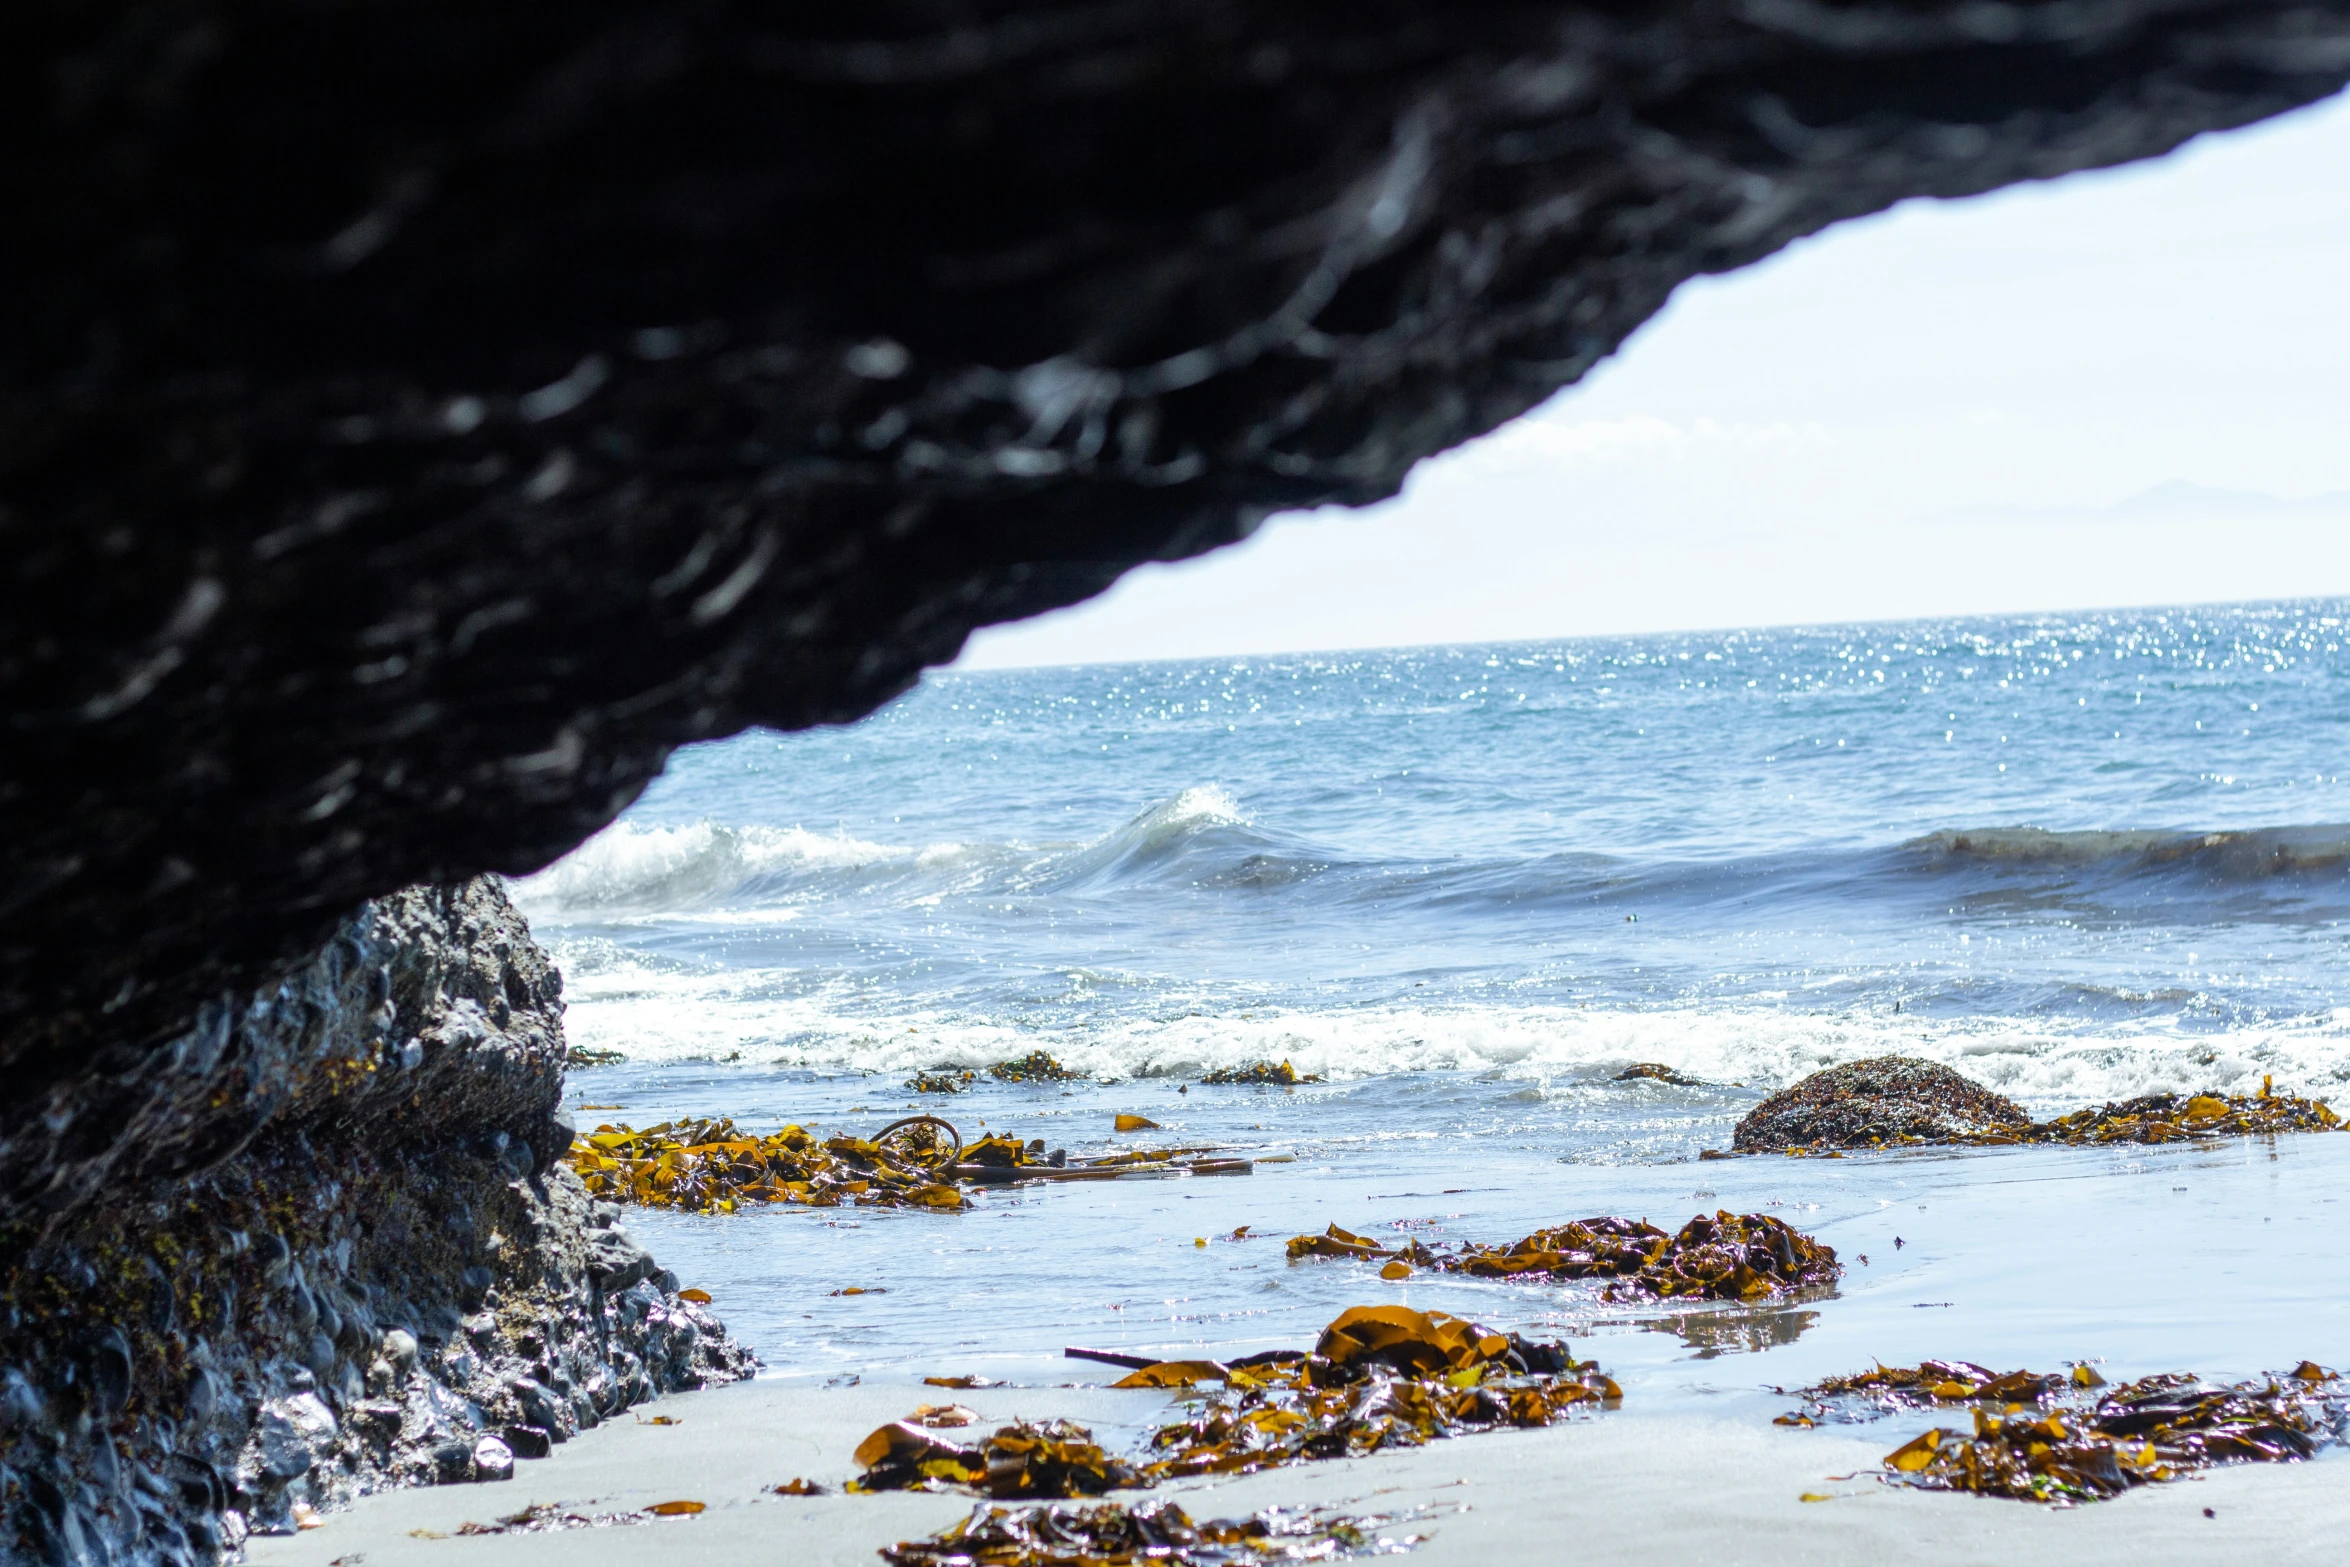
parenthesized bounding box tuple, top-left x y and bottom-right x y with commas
(1733, 1058, 2029, 1152)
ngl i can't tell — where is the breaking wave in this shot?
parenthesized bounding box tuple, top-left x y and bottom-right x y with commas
(547, 950, 2350, 1112)
(513, 785, 1338, 919)
(510, 820, 909, 914)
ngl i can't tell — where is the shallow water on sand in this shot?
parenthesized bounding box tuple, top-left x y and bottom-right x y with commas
(593, 1061, 2350, 1436)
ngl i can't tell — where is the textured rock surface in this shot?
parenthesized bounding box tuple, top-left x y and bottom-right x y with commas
(0, 880, 749, 1564)
(9, 3, 2350, 1139)
(1733, 1056, 2029, 1151)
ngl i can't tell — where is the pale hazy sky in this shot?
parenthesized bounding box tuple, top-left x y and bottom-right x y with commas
(962, 89, 2350, 669)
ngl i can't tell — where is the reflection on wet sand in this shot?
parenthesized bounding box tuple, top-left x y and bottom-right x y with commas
(1640, 1305, 1825, 1359)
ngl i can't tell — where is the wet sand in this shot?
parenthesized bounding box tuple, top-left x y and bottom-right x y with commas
(250, 1374, 2350, 1567)
(254, 1100, 2350, 1567)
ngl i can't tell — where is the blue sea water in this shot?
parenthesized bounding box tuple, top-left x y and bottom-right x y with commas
(522, 601, 2350, 1104)
(515, 602, 2350, 1387)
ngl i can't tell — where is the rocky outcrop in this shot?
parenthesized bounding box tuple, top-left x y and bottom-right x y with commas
(8, 10, 2350, 1554)
(0, 881, 749, 1564)
(9, 3, 2350, 1120)
(1732, 1057, 2028, 1152)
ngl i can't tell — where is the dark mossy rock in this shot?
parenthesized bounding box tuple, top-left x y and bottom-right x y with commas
(1615, 1063, 1705, 1087)
(1733, 1057, 2027, 1152)
(0, 879, 750, 1561)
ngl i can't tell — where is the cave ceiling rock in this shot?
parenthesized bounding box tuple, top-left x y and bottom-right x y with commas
(5, 2, 2350, 1149)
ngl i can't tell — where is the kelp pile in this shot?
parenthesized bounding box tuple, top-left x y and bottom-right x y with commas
(568, 1114, 1257, 1211)
(958, 1137, 1251, 1184)
(1139, 1307, 1620, 1479)
(1953, 1085, 2342, 1148)
(992, 1051, 1086, 1083)
(881, 1499, 1425, 1567)
(854, 1305, 1618, 1499)
(1777, 1357, 2079, 1421)
(1285, 1211, 1839, 1302)
(1199, 1060, 1322, 1086)
(908, 1069, 977, 1093)
(1784, 1359, 2345, 1504)
(564, 1116, 967, 1212)
(851, 1417, 1144, 1497)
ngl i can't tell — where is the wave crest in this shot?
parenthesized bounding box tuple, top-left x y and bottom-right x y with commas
(511, 820, 903, 914)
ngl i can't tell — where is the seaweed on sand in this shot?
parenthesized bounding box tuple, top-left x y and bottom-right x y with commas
(849, 1418, 1144, 1497)
(570, 1111, 1255, 1211)
(1284, 1211, 1840, 1302)
(880, 1498, 1427, 1567)
(1783, 1359, 2346, 1504)
(852, 1306, 1619, 1498)
(1139, 1307, 1620, 1479)
(564, 1115, 967, 1212)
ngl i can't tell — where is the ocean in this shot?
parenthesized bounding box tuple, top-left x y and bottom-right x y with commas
(514, 602, 2350, 1401)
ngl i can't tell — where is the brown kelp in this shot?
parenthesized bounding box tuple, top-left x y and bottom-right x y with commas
(1199, 1060, 1322, 1085)
(1956, 1085, 2342, 1147)
(852, 1305, 1618, 1499)
(1783, 1359, 2345, 1504)
(880, 1499, 1426, 1567)
(991, 1051, 1086, 1083)
(1139, 1307, 1620, 1479)
(568, 1113, 1255, 1211)
(1285, 1211, 1839, 1301)
(564, 1116, 967, 1212)
(850, 1417, 1145, 1497)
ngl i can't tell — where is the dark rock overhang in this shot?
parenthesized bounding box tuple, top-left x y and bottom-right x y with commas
(6, 2, 2349, 1200)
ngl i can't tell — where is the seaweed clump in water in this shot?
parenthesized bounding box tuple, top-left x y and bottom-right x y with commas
(881, 1498, 1426, 1567)
(992, 1051, 1086, 1083)
(1284, 1211, 1839, 1301)
(908, 1068, 977, 1093)
(1614, 1063, 1706, 1086)
(1199, 1060, 1321, 1085)
(1785, 1359, 2345, 1504)
(564, 1117, 967, 1212)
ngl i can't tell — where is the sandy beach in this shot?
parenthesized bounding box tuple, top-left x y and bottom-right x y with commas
(250, 1373, 2350, 1567)
(251, 1123, 2350, 1567)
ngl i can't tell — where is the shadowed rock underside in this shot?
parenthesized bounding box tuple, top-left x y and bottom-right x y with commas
(8, 4, 2350, 1182)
